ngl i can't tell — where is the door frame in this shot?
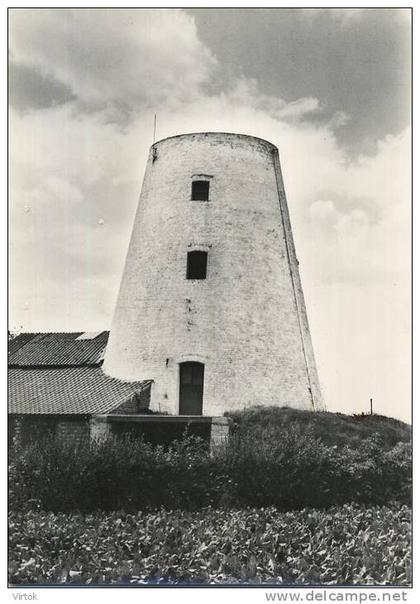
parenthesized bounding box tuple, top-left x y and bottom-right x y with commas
(178, 358, 206, 415)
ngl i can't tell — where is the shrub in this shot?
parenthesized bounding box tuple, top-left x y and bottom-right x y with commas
(9, 434, 232, 513)
(223, 426, 411, 510)
(224, 425, 334, 509)
(9, 422, 411, 513)
(328, 437, 412, 507)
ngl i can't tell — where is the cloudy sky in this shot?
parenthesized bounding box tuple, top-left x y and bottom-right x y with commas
(9, 8, 411, 421)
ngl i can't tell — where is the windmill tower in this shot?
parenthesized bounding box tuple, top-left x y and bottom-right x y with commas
(103, 132, 324, 415)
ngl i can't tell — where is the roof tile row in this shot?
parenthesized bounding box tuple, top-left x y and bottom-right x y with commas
(9, 367, 152, 415)
(8, 332, 109, 367)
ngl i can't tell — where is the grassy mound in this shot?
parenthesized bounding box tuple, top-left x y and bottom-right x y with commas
(226, 406, 411, 449)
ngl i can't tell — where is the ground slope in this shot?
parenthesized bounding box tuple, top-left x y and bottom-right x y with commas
(226, 406, 410, 449)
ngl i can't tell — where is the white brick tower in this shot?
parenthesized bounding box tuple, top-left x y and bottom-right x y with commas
(103, 132, 324, 415)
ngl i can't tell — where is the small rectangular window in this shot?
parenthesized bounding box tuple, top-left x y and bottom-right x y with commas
(187, 251, 208, 279)
(191, 180, 209, 201)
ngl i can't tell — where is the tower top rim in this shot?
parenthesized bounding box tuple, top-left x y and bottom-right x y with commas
(152, 132, 278, 150)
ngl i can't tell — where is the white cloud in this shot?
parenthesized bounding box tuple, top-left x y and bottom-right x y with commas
(310, 200, 337, 220)
(277, 96, 321, 118)
(328, 111, 351, 129)
(219, 78, 321, 122)
(10, 8, 216, 121)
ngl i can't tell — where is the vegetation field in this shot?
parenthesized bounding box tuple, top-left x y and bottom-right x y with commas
(9, 504, 411, 586)
(9, 408, 411, 586)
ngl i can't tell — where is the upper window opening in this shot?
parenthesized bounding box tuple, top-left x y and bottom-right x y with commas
(191, 180, 209, 201)
(187, 251, 208, 280)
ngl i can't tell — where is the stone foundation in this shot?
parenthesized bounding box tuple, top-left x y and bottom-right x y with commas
(90, 413, 230, 451)
(8, 413, 231, 452)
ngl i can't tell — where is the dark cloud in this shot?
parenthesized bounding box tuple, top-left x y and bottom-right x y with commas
(9, 60, 77, 112)
(188, 8, 411, 155)
(9, 9, 216, 125)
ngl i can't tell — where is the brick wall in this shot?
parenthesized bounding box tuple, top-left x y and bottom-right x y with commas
(55, 419, 90, 446)
(9, 415, 90, 447)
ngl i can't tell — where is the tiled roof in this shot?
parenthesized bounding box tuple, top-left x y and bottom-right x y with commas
(8, 332, 109, 367)
(8, 333, 39, 356)
(8, 367, 152, 415)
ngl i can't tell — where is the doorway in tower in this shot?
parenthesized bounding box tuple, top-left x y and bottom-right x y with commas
(179, 362, 204, 415)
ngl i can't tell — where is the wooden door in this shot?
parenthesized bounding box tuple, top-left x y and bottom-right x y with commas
(179, 362, 204, 415)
